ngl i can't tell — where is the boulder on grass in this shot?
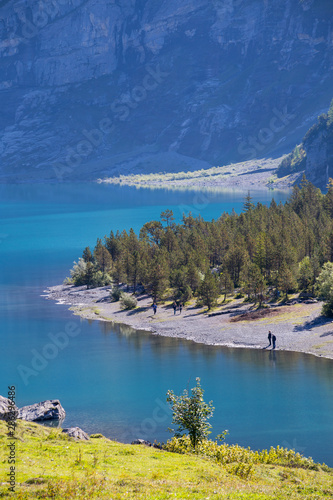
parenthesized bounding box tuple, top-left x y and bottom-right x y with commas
(0, 395, 18, 421)
(62, 427, 89, 440)
(18, 399, 65, 422)
(131, 439, 152, 446)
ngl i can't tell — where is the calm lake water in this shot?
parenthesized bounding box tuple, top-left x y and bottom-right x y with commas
(1, 183, 332, 465)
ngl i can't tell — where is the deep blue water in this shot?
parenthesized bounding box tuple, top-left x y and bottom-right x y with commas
(1, 183, 332, 466)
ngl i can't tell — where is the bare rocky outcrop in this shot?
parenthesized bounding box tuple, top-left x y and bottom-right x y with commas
(62, 427, 90, 440)
(131, 439, 152, 446)
(132, 439, 162, 449)
(0, 396, 18, 421)
(304, 126, 333, 187)
(17, 400, 66, 422)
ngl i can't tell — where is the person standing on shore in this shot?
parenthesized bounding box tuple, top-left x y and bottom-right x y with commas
(173, 302, 177, 315)
(272, 334, 276, 349)
(153, 303, 157, 315)
(268, 331, 272, 346)
(179, 303, 183, 314)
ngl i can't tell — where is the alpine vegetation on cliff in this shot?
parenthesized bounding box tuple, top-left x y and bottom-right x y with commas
(278, 99, 333, 187)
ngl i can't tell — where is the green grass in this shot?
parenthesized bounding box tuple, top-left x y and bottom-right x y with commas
(0, 420, 332, 499)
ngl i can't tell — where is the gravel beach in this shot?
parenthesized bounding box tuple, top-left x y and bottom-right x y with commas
(44, 284, 333, 360)
(99, 157, 301, 190)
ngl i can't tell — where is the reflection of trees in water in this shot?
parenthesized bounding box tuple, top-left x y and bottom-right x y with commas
(98, 320, 221, 360)
(98, 320, 333, 385)
(99, 321, 146, 350)
(99, 321, 137, 337)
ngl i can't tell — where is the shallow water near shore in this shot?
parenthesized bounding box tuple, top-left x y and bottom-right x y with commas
(1, 183, 333, 466)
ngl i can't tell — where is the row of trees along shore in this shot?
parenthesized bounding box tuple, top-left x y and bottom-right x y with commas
(67, 177, 333, 314)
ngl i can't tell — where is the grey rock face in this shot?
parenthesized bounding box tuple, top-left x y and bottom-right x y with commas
(62, 427, 90, 440)
(0, 395, 18, 421)
(0, 0, 332, 182)
(305, 128, 333, 187)
(131, 439, 162, 449)
(131, 439, 152, 446)
(17, 399, 66, 422)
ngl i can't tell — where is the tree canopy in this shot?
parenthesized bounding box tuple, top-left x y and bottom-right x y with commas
(67, 178, 333, 312)
(166, 378, 215, 449)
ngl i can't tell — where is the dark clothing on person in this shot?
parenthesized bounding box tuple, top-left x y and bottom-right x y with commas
(272, 334, 276, 349)
(173, 302, 177, 315)
(153, 303, 157, 315)
(179, 303, 183, 314)
(268, 331, 272, 346)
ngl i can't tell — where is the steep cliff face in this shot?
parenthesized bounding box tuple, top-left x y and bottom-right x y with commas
(278, 101, 333, 188)
(304, 123, 333, 187)
(0, 0, 332, 181)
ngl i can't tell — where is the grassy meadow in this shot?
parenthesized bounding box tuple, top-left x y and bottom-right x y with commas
(0, 419, 332, 499)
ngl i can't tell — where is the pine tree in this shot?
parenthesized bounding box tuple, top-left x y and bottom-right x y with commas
(198, 271, 219, 310)
(253, 232, 266, 274)
(160, 209, 175, 227)
(243, 191, 255, 212)
(94, 239, 112, 274)
(225, 244, 249, 287)
(316, 261, 333, 315)
(297, 256, 313, 293)
(171, 267, 193, 303)
(127, 228, 142, 292)
(186, 258, 202, 293)
(139, 220, 163, 245)
(145, 250, 169, 301)
(220, 270, 233, 302)
(278, 263, 297, 300)
(85, 261, 95, 289)
(105, 230, 121, 260)
(82, 246, 93, 263)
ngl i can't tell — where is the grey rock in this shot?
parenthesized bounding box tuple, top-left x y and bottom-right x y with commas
(62, 427, 90, 440)
(305, 126, 333, 188)
(0, 396, 18, 421)
(17, 399, 66, 422)
(131, 439, 152, 446)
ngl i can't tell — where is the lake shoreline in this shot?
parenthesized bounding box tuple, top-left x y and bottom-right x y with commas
(45, 284, 333, 361)
(97, 156, 302, 191)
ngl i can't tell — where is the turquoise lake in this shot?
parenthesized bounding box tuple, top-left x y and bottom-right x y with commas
(1, 183, 332, 466)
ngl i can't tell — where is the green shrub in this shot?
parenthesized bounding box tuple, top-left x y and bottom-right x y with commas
(227, 462, 255, 479)
(110, 286, 122, 302)
(120, 293, 137, 310)
(166, 378, 216, 450)
(91, 271, 113, 288)
(173, 284, 193, 304)
(69, 258, 87, 286)
(163, 435, 324, 471)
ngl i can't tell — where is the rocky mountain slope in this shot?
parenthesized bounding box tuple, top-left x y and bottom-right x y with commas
(0, 0, 332, 182)
(277, 98, 333, 187)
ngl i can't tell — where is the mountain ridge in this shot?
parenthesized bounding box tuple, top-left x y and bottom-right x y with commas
(0, 0, 332, 182)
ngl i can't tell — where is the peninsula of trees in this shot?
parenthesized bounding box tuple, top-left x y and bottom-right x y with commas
(67, 177, 333, 314)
